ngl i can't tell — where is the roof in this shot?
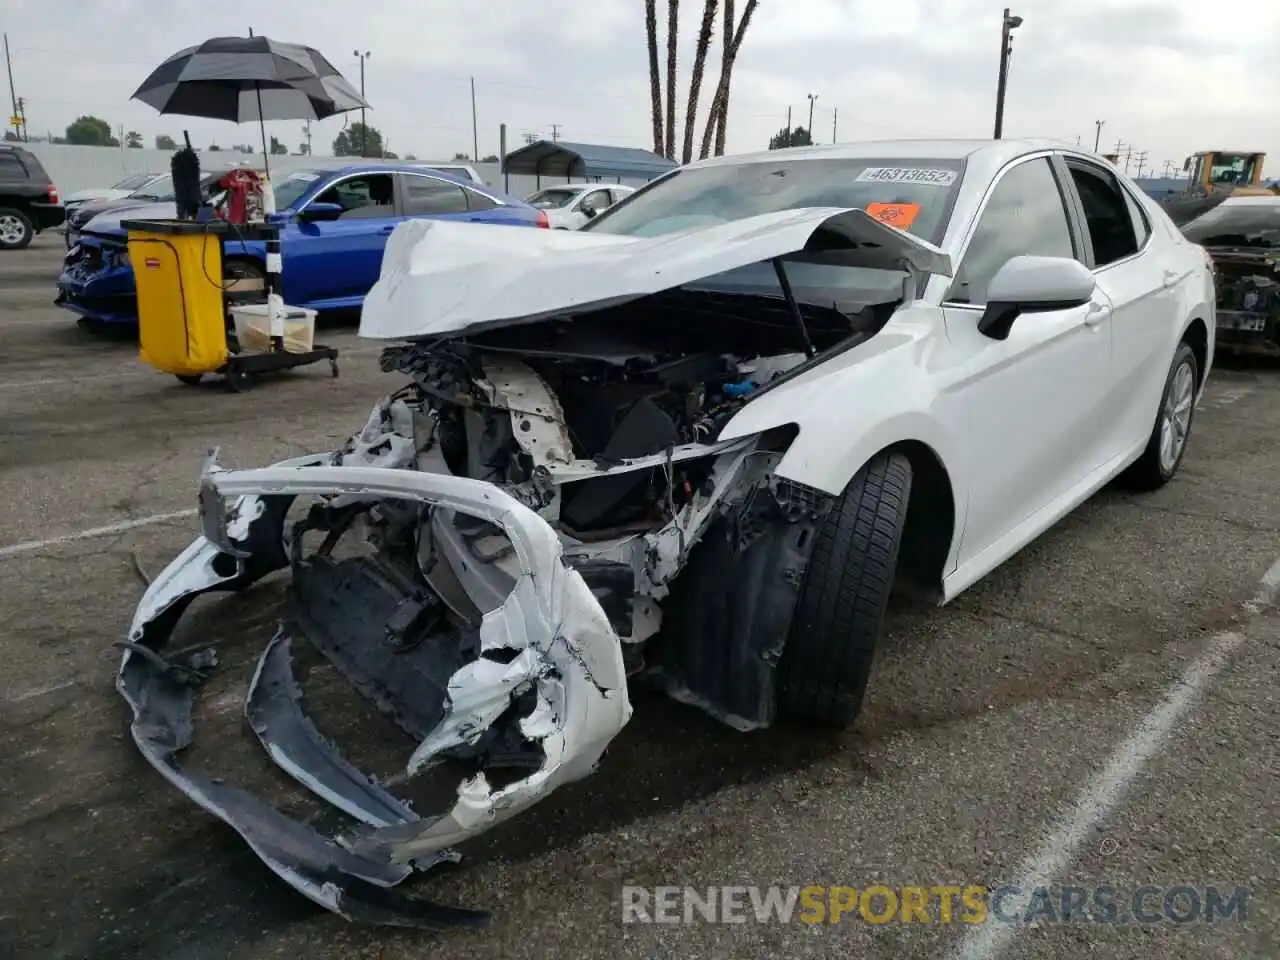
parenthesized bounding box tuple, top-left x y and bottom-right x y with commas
(502, 140, 677, 180)
(690, 138, 1076, 169)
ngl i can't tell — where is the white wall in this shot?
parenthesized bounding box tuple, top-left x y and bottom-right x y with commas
(24, 142, 650, 202)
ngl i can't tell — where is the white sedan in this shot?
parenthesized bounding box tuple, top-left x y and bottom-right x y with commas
(525, 182, 635, 229)
(61, 171, 167, 208)
(117, 138, 1214, 925)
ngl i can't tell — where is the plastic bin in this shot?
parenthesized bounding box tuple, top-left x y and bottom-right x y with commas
(230, 303, 317, 354)
(125, 220, 229, 376)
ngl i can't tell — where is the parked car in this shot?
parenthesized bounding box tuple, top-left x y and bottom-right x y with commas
(62, 171, 167, 210)
(1180, 195, 1280, 351)
(410, 162, 485, 185)
(119, 139, 1214, 924)
(56, 163, 548, 324)
(0, 143, 64, 249)
(526, 182, 635, 229)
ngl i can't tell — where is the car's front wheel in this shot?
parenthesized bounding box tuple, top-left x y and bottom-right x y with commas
(1122, 341, 1199, 490)
(0, 207, 34, 250)
(776, 451, 912, 727)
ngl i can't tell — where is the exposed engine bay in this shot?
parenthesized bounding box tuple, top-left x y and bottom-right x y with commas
(1210, 250, 1280, 350)
(115, 213, 921, 928)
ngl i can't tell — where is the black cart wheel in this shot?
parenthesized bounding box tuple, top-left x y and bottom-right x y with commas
(225, 365, 252, 392)
(175, 374, 203, 386)
(330, 358, 340, 378)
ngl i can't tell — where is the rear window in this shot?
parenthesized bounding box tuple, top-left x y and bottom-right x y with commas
(583, 157, 965, 246)
(1182, 202, 1280, 250)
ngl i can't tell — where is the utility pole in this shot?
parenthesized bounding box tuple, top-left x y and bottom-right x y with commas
(15, 95, 26, 142)
(301, 119, 312, 155)
(469, 76, 478, 162)
(993, 8, 1024, 139)
(832, 107, 838, 144)
(3, 33, 21, 142)
(1132, 150, 1148, 179)
(1162, 159, 1174, 178)
(1121, 144, 1133, 175)
(806, 93, 818, 139)
(353, 50, 371, 156)
(549, 123, 561, 143)
(785, 105, 791, 143)
(1093, 119, 1104, 152)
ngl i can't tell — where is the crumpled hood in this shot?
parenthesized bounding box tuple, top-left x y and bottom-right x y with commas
(359, 207, 953, 341)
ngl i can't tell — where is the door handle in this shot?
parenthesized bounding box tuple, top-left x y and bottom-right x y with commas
(1162, 269, 1180, 289)
(1083, 302, 1111, 327)
(378, 225, 395, 235)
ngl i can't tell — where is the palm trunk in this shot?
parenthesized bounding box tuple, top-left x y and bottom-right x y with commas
(664, 0, 679, 160)
(699, 0, 756, 158)
(645, 0, 664, 155)
(680, 0, 718, 164)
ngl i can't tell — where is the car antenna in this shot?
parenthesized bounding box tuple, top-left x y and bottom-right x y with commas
(771, 258, 817, 358)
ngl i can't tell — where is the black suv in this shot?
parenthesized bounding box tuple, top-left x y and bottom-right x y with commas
(0, 144, 64, 250)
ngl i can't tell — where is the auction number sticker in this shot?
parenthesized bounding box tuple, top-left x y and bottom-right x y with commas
(865, 201, 921, 230)
(856, 167, 958, 186)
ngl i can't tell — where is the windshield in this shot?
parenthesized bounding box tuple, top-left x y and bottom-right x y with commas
(526, 188, 580, 210)
(113, 172, 157, 192)
(582, 156, 965, 310)
(129, 174, 173, 200)
(1182, 202, 1280, 249)
(275, 170, 326, 209)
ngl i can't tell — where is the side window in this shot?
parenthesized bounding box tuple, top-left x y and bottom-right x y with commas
(1121, 188, 1150, 248)
(948, 157, 1074, 304)
(584, 189, 612, 211)
(463, 188, 498, 212)
(403, 176, 470, 215)
(1067, 163, 1139, 267)
(0, 152, 27, 176)
(316, 174, 395, 219)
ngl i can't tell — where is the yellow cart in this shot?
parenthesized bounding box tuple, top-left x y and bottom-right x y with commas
(122, 218, 339, 392)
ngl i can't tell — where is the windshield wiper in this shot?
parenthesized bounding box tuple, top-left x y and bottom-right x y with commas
(771, 258, 816, 359)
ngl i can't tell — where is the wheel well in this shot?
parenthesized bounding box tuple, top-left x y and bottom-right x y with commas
(1182, 318, 1208, 386)
(884, 440, 956, 602)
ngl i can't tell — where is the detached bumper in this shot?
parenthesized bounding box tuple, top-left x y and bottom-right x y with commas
(118, 457, 631, 925)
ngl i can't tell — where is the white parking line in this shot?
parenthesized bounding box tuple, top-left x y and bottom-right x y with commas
(0, 509, 197, 560)
(953, 555, 1280, 960)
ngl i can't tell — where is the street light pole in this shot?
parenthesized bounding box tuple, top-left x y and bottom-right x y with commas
(807, 93, 819, 141)
(992, 9, 1023, 140)
(353, 50, 371, 156)
(1094, 120, 1104, 152)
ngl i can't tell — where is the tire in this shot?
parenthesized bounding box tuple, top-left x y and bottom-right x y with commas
(0, 207, 34, 250)
(776, 451, 913, 727)
(226, 365, 252, 392)
(1121, 341, 1198, 491)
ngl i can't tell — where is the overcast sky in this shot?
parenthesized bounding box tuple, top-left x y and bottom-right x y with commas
(4, 0, 1278, 176)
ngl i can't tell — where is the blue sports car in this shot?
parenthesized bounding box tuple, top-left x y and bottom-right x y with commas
(55, 163, 549, 324)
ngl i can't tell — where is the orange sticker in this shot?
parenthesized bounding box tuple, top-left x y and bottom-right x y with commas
(865, 201, 921, 230)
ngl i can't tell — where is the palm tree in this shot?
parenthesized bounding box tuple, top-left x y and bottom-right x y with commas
(664, 0, 679, 160)
(681, 0, 719, 164)
(645, 0, 664, 154)
(699, 0, 759, 159)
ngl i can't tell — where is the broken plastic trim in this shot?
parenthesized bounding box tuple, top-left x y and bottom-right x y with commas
(118, 458, 631, 925)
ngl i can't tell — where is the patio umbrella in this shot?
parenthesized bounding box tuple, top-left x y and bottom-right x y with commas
(130, 34, 369, 175)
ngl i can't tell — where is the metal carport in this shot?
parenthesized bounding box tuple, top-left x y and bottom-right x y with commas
(501, 140, 677, 190)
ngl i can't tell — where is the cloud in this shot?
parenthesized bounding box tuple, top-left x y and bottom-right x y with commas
(4, 0, 1278, 175)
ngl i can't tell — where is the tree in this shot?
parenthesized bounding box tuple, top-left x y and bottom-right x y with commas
(481, 154, 499, 163)
(453, 152, 471, 161)
(768, 125, 812, 150)
(297, 142, 311, 156)
(269, 136, 288, 155)
(125, 131, 143, 149)
(645, 0, 757, 162)
(333, 123, 383, 157)
(405, 153, 419, 161)
(208, 144, 222, 152)
(155, 134, 177, 150)
(65, 115, 117, 147)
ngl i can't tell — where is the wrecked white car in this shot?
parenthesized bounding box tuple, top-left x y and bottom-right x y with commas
(119, 139, 1214, 927)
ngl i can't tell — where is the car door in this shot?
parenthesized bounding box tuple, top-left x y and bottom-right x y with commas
(942, 154, 1115, 569)
(284, 171, 402, 305)
(1058, 158, 1175, 459)
(575, 188, 613, 229)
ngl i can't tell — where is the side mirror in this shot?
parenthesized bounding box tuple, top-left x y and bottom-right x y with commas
(977, 255, 1097, 341)
(298, 201, 343, 222)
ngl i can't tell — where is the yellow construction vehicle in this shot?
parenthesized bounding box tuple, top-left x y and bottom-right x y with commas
(1181, 150, 1276, 196)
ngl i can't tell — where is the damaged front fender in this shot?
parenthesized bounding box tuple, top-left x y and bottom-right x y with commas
(118, 459, 631, 925)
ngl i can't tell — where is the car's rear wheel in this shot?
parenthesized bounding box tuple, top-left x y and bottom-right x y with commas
(776, 451, 912, 727)
(1122, 341, 1198, 490)
(0, 208, 34, 250)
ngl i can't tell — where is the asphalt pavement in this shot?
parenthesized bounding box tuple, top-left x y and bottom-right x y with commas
(0, 235, 1276, 960)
